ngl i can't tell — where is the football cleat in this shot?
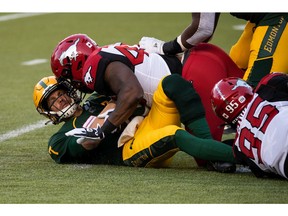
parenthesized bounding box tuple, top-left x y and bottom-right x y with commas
(206, 161, 236, 173)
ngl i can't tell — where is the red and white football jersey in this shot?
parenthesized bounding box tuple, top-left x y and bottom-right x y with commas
(234, 93, 288, 179)
(82, 43, 179, 107)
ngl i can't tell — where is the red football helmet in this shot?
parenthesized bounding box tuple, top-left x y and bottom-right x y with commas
(211, 77, 254, 124)
(51, 33, 98, 84)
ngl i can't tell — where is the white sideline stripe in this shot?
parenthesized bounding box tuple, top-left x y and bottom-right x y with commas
(22, 59, 48, 65)
(0, 13, 44, 22)
(0, 120, 47, 143)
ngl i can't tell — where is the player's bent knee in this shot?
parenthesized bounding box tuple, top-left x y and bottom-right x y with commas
(162, 74, 205, 124)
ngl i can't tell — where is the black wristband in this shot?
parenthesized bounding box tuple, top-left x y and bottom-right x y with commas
(101, 119, 117, 134)
(163, 37, 183, 55)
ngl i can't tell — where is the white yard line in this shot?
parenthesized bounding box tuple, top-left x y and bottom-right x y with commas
(0, 14, 49, 67)
(0, 120, 48, 143)
(0, 13, 49, 143)
(0, 13, 45, 22)
(22, 59, 48, 65)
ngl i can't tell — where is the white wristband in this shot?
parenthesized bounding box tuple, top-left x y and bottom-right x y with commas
(177, 35, 187, 51)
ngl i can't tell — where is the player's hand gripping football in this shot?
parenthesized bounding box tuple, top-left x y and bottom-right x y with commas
(139, 37, 165, 55)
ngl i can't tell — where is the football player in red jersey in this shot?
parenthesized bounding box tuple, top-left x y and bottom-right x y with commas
(51, 34, 244, 140)
(51, 34, 182, 138)
(211, 72, 288, 179)
(50, 33, 245, 170)
(139, 12, 288, 166)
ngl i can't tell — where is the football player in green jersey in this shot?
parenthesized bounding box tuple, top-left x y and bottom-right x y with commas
(33, 74, 237, 172)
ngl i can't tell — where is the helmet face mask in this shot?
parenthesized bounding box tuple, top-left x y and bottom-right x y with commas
(45, 91, 78, 122)
(33, 76, 82, 124)
(210, 77, 254, 124)
(51, 33, 98, 89)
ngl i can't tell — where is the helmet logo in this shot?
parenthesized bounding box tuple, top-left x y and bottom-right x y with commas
(59, 38, 80, 66)
(84, 66, 94, 84)
(232, 79, 252, 91)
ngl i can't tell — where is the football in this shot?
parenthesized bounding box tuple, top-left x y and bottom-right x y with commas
(83, 101, 116, 128)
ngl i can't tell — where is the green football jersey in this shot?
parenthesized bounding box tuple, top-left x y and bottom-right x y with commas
(230, 13, 288, 26)
(47, 93, 124, 165)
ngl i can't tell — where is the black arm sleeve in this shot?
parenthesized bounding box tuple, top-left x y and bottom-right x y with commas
(256, 73, 288, 102)
(162, 38, 183, 55)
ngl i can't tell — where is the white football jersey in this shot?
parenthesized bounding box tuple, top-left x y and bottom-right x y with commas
(234, 93, 288, 179)
(134, 53, 172, 107)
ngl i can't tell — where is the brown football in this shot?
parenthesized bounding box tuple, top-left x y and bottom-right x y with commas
(83, 101, 116, 128)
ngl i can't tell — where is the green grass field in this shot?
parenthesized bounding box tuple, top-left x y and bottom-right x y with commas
(0, 13, 288, 208)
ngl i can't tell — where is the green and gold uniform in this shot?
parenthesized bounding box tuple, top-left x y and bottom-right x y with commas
(48, 74, 236, 167)
(229, 13, 288, 87)
(48, 94, 124, 165)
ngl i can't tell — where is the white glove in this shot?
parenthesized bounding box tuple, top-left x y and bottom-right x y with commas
(65, 124, 105, 143)
(139, 37, 165, 55)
